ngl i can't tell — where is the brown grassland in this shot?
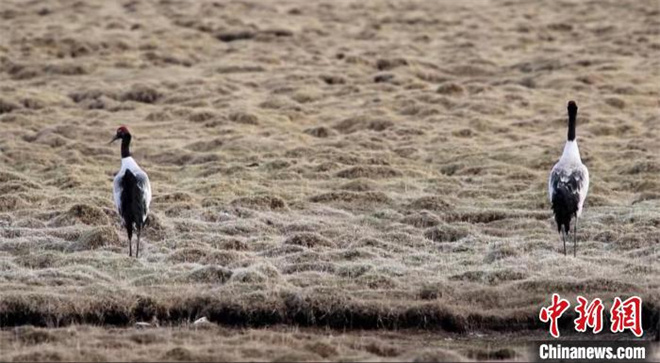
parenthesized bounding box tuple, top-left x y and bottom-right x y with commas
(0, 0, 659, 361)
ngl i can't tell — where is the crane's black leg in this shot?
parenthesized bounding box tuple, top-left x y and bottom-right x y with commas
(136, 228, 141, 259)
(562, 228, 567, 256)
(127, 226, 133, 257)
(574, 216, 578, 257)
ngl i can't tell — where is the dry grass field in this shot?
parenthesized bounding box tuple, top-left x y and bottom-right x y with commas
(0, 0, 659, 361)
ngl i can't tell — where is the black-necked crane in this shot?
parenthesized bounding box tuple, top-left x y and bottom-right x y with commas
(548, 101, 589, 256)
(111, 126, 151, 258)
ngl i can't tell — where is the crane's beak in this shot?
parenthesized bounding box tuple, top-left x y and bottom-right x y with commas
(109, 135, 120, 144)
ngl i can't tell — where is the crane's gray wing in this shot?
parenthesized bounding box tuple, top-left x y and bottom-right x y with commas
(113, 173, 123, 217)
(134, 169, 151, 221)
(577, 164, 589, 215)
(549, 167, 587, 203)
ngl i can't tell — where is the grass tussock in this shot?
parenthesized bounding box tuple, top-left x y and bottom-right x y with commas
(284, 233, 336, 248)
(71, 227, 121, 251)
(407, 196, 453, 212)
(121, 84, 162, 104)
(51, 204, 110, 226)
(185, 266, 233, 284)
(230, 195, 287, 210)
(309, 191, 390, 205)
(402, 211, 442, 228)
(336, 166, 403, 179)
(424, 224, 470, 243)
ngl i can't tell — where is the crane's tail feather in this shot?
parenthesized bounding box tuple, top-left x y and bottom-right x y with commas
(552, 183, 580, 234)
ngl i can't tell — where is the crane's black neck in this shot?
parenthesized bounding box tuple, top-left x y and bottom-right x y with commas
(121, 134, 131, 158)
(567, 105, 577, 141)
